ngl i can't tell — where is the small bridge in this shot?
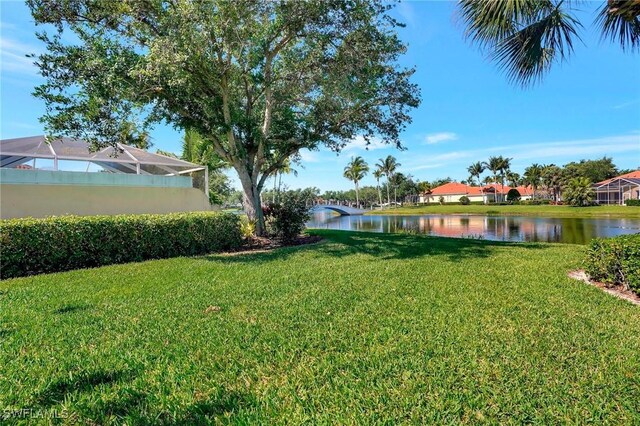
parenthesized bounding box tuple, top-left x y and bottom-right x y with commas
(311, 204, 367, 216)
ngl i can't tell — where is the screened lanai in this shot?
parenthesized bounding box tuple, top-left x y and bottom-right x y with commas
(1, 135, 208, 193)
(593, 171, 640, 205)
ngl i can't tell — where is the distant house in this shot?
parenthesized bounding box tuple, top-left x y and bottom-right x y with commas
(421, 182, 533, 204)
(593, 171, 640, 205)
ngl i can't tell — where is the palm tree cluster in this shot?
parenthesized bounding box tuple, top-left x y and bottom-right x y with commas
(342, 155, 416, 208)
(465, 156, 512, 202)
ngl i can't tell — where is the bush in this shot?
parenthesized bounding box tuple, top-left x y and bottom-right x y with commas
(438, 196, 445, 205)
(0, 212, 243, 279)
(506, 188, 521, 202)
(264, 191, 311, 243)
(459, 196, 471, 205)
(522, 199, 551, 205)
(585, 234, 640, 295)
(625, 199, 640, 206)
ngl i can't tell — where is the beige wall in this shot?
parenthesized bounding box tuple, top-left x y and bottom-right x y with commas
(0, 184, 212, 219)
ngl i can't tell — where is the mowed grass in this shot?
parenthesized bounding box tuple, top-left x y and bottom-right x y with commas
(1, 230, 639, 424)
(366, 204, 640, 218)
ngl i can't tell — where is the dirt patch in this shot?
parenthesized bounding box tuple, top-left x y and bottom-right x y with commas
(223, 235, 324, 256)
(568, 270, 640, 306)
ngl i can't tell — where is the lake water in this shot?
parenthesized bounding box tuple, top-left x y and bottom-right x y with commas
(307, 211, 640, 244)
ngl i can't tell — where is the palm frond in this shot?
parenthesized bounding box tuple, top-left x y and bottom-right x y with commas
(492, 4, 582, 86)
(595, 0, 640, 51)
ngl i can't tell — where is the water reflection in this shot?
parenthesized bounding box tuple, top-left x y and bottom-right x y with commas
(307, 211, 640, 244)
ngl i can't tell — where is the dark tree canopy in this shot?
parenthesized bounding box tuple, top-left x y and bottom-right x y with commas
(28, 0, 420, 234)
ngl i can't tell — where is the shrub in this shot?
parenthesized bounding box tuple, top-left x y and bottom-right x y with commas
(506, 188, 521, 203)
(625, 199, 640, 206)
(459, 196, 471, 205)
(438, 196, 445, 205)
(264, 191, 311, 243)
(564, 177, 595, 206)
(585, 234, 640, 295)
(0, 212, 242, 279)
(522, 199, 551, 205)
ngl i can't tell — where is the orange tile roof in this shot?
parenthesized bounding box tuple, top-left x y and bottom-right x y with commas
(429, 182, 534, 196)
(596, 170, 640, 185)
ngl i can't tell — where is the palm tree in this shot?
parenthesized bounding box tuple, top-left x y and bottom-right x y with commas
(564, 177, 595, 206)
(467, 161, 486, 203)
(376, 155, 400, 208)
(373, 168, 384, 206)
(343, 156, 369, 208)
(541, 164, 564, 203)
(484, 156, 503, 202)
(271, 158, 296, 203)
(523, 163, 543, 199)
(467, 162, 485, 186)
(498, 157, 512, 199)
(507, 171, 520, 187)
(458, 0, 640, 87)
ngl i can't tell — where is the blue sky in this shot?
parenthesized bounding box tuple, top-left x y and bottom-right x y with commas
(2, 0, 639, 191)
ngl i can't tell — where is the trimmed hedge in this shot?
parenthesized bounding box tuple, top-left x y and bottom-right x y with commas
(625, 199, 640, 206)
(0, 212, 243, 279)
(585, 233, 640, 295)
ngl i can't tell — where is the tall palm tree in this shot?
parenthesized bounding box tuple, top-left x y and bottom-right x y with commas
(542, 164, 564, 203)
(498, 157, 512, 199)
(467, 161, 486, 203)
(271, 158, 296, 203)
(343, 156, 369, 208)
(524, 163, 543, 199)
(467, 162, 485, 186)
(484, 156, 503, 202)
(373, 168, 384, 206)
(458, 0, 640, 87)
(376, 155, 400, 207)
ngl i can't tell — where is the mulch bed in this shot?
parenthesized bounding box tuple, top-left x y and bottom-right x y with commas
(224, 234, 324, 256)
(568, 270, 640, 306)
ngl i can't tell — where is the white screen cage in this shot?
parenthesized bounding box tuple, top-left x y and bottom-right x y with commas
(0, 135, 209, 194)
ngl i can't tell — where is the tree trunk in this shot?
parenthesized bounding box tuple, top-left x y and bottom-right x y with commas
(355, 181, 360, 208)
(386, 180, 391, 207)
(377, 181, 382, 206)
(238, 167, 266, 236)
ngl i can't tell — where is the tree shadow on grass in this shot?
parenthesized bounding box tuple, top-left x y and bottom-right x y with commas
(206, 230, 551, 265)
(34, 369, 138, 407)
(167, 391, 256, 425)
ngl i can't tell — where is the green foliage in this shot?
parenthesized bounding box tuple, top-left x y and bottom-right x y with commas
(264, 190, 312, 242)
(0, 212, 242, 279)
(439, 196, 445, 205)
(506, 188, 521, 202)
(625, 199, 640, 206)
(459, 196, 471, 205)
(585, 234, 640, 294)
(239, 217, 256, 239)
(563, 157, 618, 184)
(564, 177, 595, 206)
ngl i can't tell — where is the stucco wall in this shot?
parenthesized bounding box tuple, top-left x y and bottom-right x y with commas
(0, 184, 212, 219)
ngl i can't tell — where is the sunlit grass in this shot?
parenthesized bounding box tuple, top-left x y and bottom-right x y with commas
(1, 230, 639, 424)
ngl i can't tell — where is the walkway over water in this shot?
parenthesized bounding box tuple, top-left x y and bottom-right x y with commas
(311, 204, 366, 216)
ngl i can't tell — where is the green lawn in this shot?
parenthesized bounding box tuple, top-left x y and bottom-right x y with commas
(1, 231, 639, 424)
(366, 204, 640, 218)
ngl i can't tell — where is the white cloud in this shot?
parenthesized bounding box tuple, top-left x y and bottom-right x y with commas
(425, 132, 458, 145)
(613, 99, 640, 110)
(405, 133, 640, 172)
(298, 149, 320, 163)
(0, 36, 40, 75)
(342, 135, 391, 152)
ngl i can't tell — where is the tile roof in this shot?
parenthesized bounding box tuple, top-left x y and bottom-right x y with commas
(596, 170, 640, 186)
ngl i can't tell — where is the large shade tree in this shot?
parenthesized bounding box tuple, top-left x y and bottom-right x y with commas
(28, 0, 420, 235)
(458, 0, 640, 86)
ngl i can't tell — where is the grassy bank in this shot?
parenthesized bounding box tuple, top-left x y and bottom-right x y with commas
(366, 204, 640, 218)
(2, 231, 639, 423)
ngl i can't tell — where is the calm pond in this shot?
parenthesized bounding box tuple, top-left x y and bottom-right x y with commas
(307, 211, 640, 244)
